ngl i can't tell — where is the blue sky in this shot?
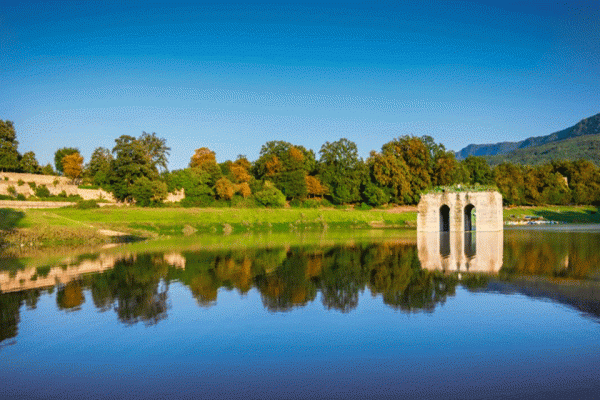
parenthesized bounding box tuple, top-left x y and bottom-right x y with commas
(1, 0, 599, 170)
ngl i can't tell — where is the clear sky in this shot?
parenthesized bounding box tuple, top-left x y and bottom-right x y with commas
(1, 0, 599, 170)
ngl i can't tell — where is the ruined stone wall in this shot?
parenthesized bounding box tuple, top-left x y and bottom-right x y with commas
(0, 172, 115, 201)
(417, 191, 503, 232)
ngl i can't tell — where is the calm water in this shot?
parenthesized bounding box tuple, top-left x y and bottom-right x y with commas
(2, 227, 600, 399)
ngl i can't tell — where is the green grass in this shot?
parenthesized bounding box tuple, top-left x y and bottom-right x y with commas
(1, 206, 417, 248)
(504, 205, 600, 224)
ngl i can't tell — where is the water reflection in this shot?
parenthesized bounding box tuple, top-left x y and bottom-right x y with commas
(417, 231, 503, 274)
(3, 227, 600, 342)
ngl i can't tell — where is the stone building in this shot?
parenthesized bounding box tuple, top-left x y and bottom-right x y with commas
(417, 190, 503, 232)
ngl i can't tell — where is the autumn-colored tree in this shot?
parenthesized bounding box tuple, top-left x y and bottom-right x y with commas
(215, 177, 235, 200)
(230, 156, 252, 183)
(62, 152, 84, 182)
(190, 147, 217, 168)
(189, 147, 222, 186)
(305, 175, 328, 198)
(236, 182, 252, 198)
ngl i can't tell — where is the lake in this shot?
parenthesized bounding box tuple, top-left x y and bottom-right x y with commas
(1, 227, 600, 399)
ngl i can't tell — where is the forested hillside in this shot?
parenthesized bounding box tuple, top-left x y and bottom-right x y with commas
(457, 113, 600, 163)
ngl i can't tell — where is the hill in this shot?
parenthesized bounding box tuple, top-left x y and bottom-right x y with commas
(456, 113, 600, 164)
(485, 134, 600, 166)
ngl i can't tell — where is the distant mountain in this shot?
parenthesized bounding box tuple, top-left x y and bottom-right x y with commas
(456, 113, 600, 164)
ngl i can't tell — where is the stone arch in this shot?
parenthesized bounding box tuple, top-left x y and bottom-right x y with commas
(439, 205, 450, 232)
(464, 204, 475, 231)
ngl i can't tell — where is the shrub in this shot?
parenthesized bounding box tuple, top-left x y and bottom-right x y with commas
(363, 183, 390, 206)
(7, 185, 17, 197)
(28, 182, 36, 189)
(359, 202, 373, 210)
(301, 199, 321, 208)
(16, 193, 26, 201)
(254, 183, 286, 208)
(53, 179, 59, 186)
(75, 200, 99, 209)
(181, 195, 214, 208)
(3, 177, 8, 181)
(58, 190, 68, 198)
(231, 195, 258, 208)
(131, 177, 167, 207)
(17, 179, 24, 186)
(34, 185, 51, 198)
(215, 177, 235, 200)
(289, 198, 302, 208)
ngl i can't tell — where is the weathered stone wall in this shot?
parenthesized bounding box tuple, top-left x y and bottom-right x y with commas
(0, 172, 183, 203)
(417, 231, 503, 274)
(0, 172, 115, 201)
(417, 191, 503, 232)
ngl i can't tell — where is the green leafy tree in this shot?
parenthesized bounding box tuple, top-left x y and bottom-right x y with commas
(130, 176, 168, 206)
(254, 181, 286, 207)
(318, 138, 366, 204)
(0, 120, 20, 171)
(87, 147, 113, 187)
(166, 168, 213, 199)
(54, 147, 79, 175)
(493, 163, 525, 205)
(19, 151, 41, 174)
(109, 135, 160, 203)
(366, 150, 411, 204)
(139, 131, 171, 172)
(41, 163, 56, 176)
(462, 156, 494, 185)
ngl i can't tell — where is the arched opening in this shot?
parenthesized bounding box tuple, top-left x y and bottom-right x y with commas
(440, 205, 450, 232)
(440, 232, 451, 258)
(464, 204, 475, 231)
(464, 231, 476, 258)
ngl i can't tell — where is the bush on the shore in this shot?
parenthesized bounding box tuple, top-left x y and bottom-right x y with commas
(254, 182, 286, 208)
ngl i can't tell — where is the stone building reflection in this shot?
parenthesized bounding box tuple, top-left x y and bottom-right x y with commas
(417, 231, 503, 274)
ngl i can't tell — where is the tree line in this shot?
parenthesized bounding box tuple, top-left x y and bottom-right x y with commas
(1, 118, 599, 206)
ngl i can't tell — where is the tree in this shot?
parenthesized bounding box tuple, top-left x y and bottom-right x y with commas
(318, 138, 366, 204)
(41, 163, 56, 176)
(305, 175, 328, 198)
(367, 150, 411, 204)
(462, 156, 493, 185)
(87, 147, 113, 187)
(0, 120, 20, 172)
(131, 176, 168, 206)
(62, 153, 84, 182)
(19, 151, 41, 174)
(215, 177, 235, 200)
(254, 181, 286, 207)
(139, 132, 170, 172)
(381, 136, 432, 203)
(189, 147, 222, 186)
(109, 135, 159, 202)
(254, 141, 316, 199)
(54, 147, 79, 175)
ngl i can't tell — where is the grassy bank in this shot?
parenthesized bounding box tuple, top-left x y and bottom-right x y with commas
(1, 206, 418, 249)
(2, 204, 598, 250)
(503, 205, 600, 224)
